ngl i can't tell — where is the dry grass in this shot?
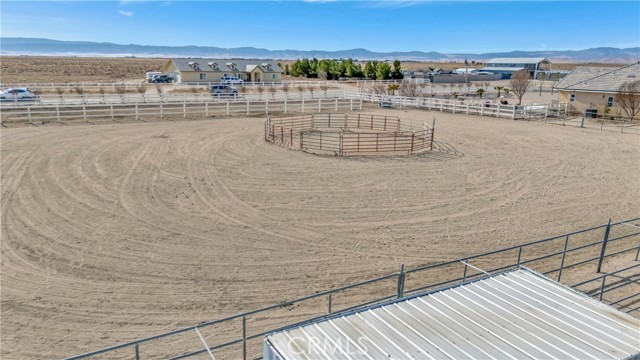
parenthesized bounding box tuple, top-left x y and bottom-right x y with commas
(0, 56, 167, 83)
(1, 56, 628, 85)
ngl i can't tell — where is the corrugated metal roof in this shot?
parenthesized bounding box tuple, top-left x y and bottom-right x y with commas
(265, 269, 640, 360)
(554, 63, 640, 92)
(487, 57, 550, 64)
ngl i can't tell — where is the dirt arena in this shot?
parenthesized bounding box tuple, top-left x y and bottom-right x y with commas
(1, 108, 639, 358)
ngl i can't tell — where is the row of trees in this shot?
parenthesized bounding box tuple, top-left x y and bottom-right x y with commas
(285, 58, 403, 80)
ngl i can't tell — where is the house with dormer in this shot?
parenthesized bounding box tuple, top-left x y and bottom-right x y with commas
(161, 58, 283, 83)
(554, 62, 640, 117)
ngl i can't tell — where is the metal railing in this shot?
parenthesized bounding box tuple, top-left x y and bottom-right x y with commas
(66, 217, 640, 360)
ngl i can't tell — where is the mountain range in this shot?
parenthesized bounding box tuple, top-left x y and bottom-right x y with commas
(2, 38, 639, 63)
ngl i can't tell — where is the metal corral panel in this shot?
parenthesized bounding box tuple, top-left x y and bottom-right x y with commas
(264, 269, 640, 360)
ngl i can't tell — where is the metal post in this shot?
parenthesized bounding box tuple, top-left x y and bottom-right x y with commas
(328, 293, 333, 314)
(462, 260, 468, 282)
(597, 218, 612, 273)
(557, 235, 570, 282)
(135, 344, 140, 360)
(242, 316, 247, 360)
(599, 276, 606, 301)
(516, 247, 523, 266)
(397, 264, 405, 299)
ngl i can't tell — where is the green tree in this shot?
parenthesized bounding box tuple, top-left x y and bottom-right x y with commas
(363, 61, 376, 79)
(391, 60, 403, 79)
(376, 62, 391, 80)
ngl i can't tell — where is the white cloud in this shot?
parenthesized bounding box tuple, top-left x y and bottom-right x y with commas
(118, 10, 134, 16)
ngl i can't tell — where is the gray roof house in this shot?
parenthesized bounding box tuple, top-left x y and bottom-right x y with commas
(162, 58, 284, 83)
(554, 62, 640, 117)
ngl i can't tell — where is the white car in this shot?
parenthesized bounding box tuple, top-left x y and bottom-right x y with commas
(220, 76, 244, 84)
(0, 88, 38, 101)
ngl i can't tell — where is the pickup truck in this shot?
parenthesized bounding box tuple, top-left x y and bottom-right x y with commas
(149, 75, 174, 83)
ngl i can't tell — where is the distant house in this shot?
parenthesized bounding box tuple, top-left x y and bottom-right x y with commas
(162, 58, 284, 83)
(478, 57, 552, 79)
(554, 62, 640, 117)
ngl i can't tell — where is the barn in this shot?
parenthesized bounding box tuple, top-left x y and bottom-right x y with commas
(478, 57, 552, 79)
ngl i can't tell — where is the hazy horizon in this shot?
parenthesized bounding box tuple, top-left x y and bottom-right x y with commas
(1, 1, 639, 54)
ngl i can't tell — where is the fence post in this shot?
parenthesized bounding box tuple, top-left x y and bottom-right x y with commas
(302, 98, 305, 113)
(135, 344, 140, 360)
(205, 102, 208, 117)
(516, 246, 523, 267)
(496, 103, 501, 117)
(350, 98, 353, 111)
(557, 235, 570, 282)
(28, 106, 32, 124)
(335, 98, 338, 111)
(82, 104, 87, 121)
(242, 316, 247, 360)
(430, 118, 435, 150)
(135, 103, 139, 120)
(359, 97, 363, 110)
(512, 106, 516, 120)
(284, 99, 287, 114)
(462, 260, 468, 281)
(300, 130, 304, 151)
(226, 100, 230, 116)
(328, 293, 332, 314)
(397, 264, 405, 299)
(247, 100, 250, 115)
(160, 102, 163, 119)
(183, 101, 186, 118)
(599, 276, 606, 301)
(596, 218, 612, 273)
(266, 99, 269, 115)
(318, 98, 321, 112)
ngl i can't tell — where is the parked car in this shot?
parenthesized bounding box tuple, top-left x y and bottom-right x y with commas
(220, 76, 244, 84)
(210, 84, 238, 96)
(149, 75, 174, 83)
(0, 88, 38, 101)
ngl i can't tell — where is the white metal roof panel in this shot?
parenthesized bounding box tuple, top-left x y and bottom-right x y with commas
(487, 57, 549, 64)
(265, 269, 640, 360)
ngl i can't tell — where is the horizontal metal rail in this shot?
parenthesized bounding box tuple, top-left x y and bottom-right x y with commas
(66, 217, 640, 360)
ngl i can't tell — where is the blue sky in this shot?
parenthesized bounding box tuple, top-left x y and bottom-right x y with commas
(1, 1, 639, 53)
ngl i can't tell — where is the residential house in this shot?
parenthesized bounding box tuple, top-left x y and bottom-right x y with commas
(162, 58, 284, 83)
(554, 62, 640, 117)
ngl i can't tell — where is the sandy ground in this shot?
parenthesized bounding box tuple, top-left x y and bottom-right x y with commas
(1, 108, 639, 359)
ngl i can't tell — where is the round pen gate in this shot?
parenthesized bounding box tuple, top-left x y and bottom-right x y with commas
(265, 113, 435, 156)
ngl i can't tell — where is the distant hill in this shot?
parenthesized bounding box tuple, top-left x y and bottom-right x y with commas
(2, 38, 639, 63)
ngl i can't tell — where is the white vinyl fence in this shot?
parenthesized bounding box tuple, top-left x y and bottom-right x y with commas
(0, 98, 363, 126)
(0, 90, 345, 107)
(344, 92, 568, 120)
